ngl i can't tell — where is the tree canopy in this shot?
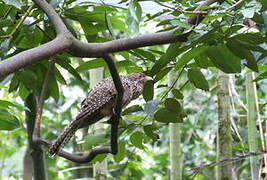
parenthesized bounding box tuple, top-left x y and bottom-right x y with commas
(0, 0, 267, 179)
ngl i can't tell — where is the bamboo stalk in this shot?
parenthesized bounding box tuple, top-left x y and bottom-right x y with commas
(246, 72, 260, 180)
(169, 70, 182, 180)
(216, 71, 233, 180)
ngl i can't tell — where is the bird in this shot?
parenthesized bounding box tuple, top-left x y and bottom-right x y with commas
(49, 72, 153, 155)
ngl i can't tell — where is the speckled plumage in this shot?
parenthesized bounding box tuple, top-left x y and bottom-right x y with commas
(49, 73, 152, 155)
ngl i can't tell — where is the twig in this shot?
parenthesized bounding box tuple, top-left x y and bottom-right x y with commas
(0, 4, 34, 39)
(191, 150, 267, 175)
(32, 59, 55, 140)
(224, 0, 245, 11)
(155, 0, 208, 15)
(3, 6, 12, 19)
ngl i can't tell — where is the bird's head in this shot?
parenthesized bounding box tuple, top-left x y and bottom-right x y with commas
(127, 72, 153, 85)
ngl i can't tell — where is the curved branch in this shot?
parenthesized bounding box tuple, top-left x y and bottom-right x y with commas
(32, 0, 69, 34)
(0, 34, 72, 77)
(69, 30, 189, 57)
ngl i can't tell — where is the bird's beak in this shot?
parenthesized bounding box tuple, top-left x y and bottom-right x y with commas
(144, 76, 154, 83)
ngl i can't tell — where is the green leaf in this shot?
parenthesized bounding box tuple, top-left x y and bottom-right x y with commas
(175, 46, 209, 70)
(143, 125, 159, 141)
(76, 59, 106, 72)
(83, 134, 106, 150)
(105, 10, 115, 37)
(170, 19, 191, 29)
(114, 141, 126, 162)
(154, 108, 184, 123)
(0, 100, 29, 111)
(154, 67, 172, 82)
(226, 39, 258, 72)
(56, 57, 82, 81)
(205, 44, 241, 73)
(164, 98, 182, 112)
(49, 74, 59, 102)
(132, 49, 156, 62)
(0, 109, 20, 131)
(142, 81, 154, 102)
(18, 28, 43, 48)
(188, 68, 209, 91)
(130, 131, 145, 149)
(149, 43, 183, 76)
(253, 71, 267, 81)
(122, 105, 143, 115)
(232, 33, 265, 44)
(171, 89, 184, 99)
(54, 67, 67, 85)
(91, 154, 107, 163)
(194, 53, 214, 68)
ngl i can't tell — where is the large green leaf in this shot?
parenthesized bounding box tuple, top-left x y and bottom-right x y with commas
(171, 89, 184, 99)
(164, 98, 182, 112)
(0, 100, 28, 111)
(142, 81, 154, 102)
(0, 109, 20, 131)
(122, 105, 143, 115)
(154, 108, 184, 123)
(188, 68, 209, 91)
(143, 125, 159, 141)
(149, 43, 183, 76)
(175, 46, 209, 70)
(253, 71, 267, 81)
(130, 131, 145, 149)
(76, 59, 106, 72)
(114, 141, 126, 162)
(56, 57, 82, 81)
(205, 44, 241, 73)
(226, 39, 258, 72)
(83, 134, 106, 150)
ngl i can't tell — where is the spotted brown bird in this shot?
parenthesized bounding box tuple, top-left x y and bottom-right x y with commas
(49, 72, 153, 155)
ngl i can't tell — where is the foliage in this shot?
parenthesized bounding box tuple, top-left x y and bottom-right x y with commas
(0, 0, 267, 179)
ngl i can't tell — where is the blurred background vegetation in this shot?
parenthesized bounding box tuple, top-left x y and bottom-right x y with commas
(0, 0, 267, 179)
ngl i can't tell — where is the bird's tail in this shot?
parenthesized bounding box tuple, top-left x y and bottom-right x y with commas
(49, 119, 80, 156)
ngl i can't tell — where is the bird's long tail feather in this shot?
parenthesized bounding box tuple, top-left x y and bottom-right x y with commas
(49, 119, 80, 156)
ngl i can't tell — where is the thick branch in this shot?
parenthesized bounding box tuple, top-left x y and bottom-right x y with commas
(69, 30, 189, 57)
(0, 34, 72, 77)
(32, 0, 68, 34)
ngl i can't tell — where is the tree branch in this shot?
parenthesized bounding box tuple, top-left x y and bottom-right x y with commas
(33, 59, 55, 141)
(32, 0, 69, 34)
(0, 34, 72, 77)
(0, 0, 226, 78)
(191, 150, 267, 176)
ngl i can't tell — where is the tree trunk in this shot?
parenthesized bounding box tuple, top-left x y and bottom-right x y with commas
(216, 71, 233, 180)
(246, 73, 260, 180)
(23, 148, 33, 180)
(168, 71, 182, 180)
(25, 94, 47, 180)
